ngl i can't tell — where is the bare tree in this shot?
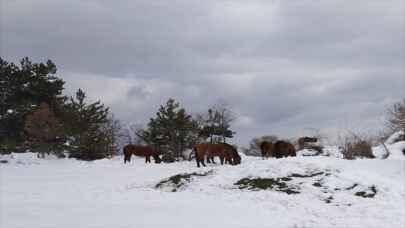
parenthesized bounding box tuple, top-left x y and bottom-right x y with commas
(338, 130, 375, 159)
(124, 124, 146, 145)
(24, 103, 62, 157)
(386, 98, 405, 136)
(101, 115, 122, 157)
(199, 103, 236, 143)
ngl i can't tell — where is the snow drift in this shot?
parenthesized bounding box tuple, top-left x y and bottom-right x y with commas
(1, 150, 404, 228)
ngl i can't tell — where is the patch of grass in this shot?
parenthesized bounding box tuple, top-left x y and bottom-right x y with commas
(155, 170, 213, 192)
(280, 177, 292, 181)
(324, 196, 333, 204)
(289, 171, 325, 178)
(355, 186, 377, 198)
(235, 177, 300, 194)
(312, 182, 322, 187)
(0, 160, 8, 164)
(345, 183, 359, 190)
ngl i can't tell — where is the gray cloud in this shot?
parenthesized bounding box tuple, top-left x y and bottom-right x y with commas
(2, 0, 404, 145)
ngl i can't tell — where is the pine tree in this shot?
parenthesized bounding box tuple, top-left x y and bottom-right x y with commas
(137, 99, 199, 161)
(0, 57, 65, 152)
(63, 89, 114, 160)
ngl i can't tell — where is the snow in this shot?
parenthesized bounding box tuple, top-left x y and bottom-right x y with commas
(373, 131, 405, 159)
(297, 145, 344, 158)
(1, 151, 404, 228)
(373, 141, 405, 160)
(385, 131, 404, 145)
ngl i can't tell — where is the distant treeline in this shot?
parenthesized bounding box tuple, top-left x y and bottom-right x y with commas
(1, 57, 404, 161)
(0, 57, 237, 161)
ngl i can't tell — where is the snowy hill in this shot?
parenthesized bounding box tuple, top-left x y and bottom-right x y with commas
(1, 151, 404, 228)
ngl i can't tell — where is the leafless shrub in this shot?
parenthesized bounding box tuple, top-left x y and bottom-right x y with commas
(386, 98, 405, 136)
(339, 131, 374, 159)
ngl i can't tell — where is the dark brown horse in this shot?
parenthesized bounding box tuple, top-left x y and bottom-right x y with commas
(260, 140, 296, 158)
(260, 141, 274, 159)
(228, 143, 242, 165)
(123, 145, 162, 164)
(273, 140, 296, 158)
(220, 143, 241, 165)
(194, 143, 235, 167)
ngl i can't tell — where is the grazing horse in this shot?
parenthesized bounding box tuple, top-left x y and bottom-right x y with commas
(219, 143, 241, 165)
(260, 141, 274, 159)
(194, 143, 235, 167)
(273, 140, 296, 158)
(227, 143, 242, 165)
(123, 145, 162, 164)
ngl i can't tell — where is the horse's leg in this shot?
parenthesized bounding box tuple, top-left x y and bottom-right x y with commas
(125, 153, 131, 163)
(145, 156, 150, 163)
(226, 156, 232, 165)
(195, 148, 201, 168)
(211, 156, 216, 164)
(197, 155, 205, 167)
(201, 159, 206, 167)
(220, 156, 224, 165)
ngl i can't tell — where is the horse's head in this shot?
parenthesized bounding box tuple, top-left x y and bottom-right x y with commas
(232, 150, 241, 165)
(222, 143, 241, 165)
(153, 154, 162, 163)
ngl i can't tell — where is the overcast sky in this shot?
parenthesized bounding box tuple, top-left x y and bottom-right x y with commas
(1, 0, 404, 145)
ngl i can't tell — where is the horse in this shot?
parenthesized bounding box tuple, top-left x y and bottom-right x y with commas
(217, 143, 241, 165)
(227, 143, 242, 165)
(260, 141, 274, 159)
(273, 140, 296, 158)
(194, 143, 235, 167)
(123, 145, 162, 164)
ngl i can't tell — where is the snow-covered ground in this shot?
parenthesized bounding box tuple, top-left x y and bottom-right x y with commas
(1, 150, 404, 228)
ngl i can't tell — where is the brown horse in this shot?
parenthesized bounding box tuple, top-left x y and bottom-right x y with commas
(227, 143, 242, 165)
(260, 141, 274, 159)
(194, 143, 235, 167)
(123, 145, 162, 164)
(219, 143, 241, 165)
(273, 140, 296, 158)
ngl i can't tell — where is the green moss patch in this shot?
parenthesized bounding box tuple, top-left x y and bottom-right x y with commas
(288, 171, 325, 178)
(155, 170, 213, 192)
(234, 177, 300, 194)
(355, 186, 377, 198)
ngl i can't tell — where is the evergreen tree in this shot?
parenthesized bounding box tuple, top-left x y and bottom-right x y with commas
(0, 57, 65, 151)
(63, 89, 115, 160)
(137, 99, 199, 161)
